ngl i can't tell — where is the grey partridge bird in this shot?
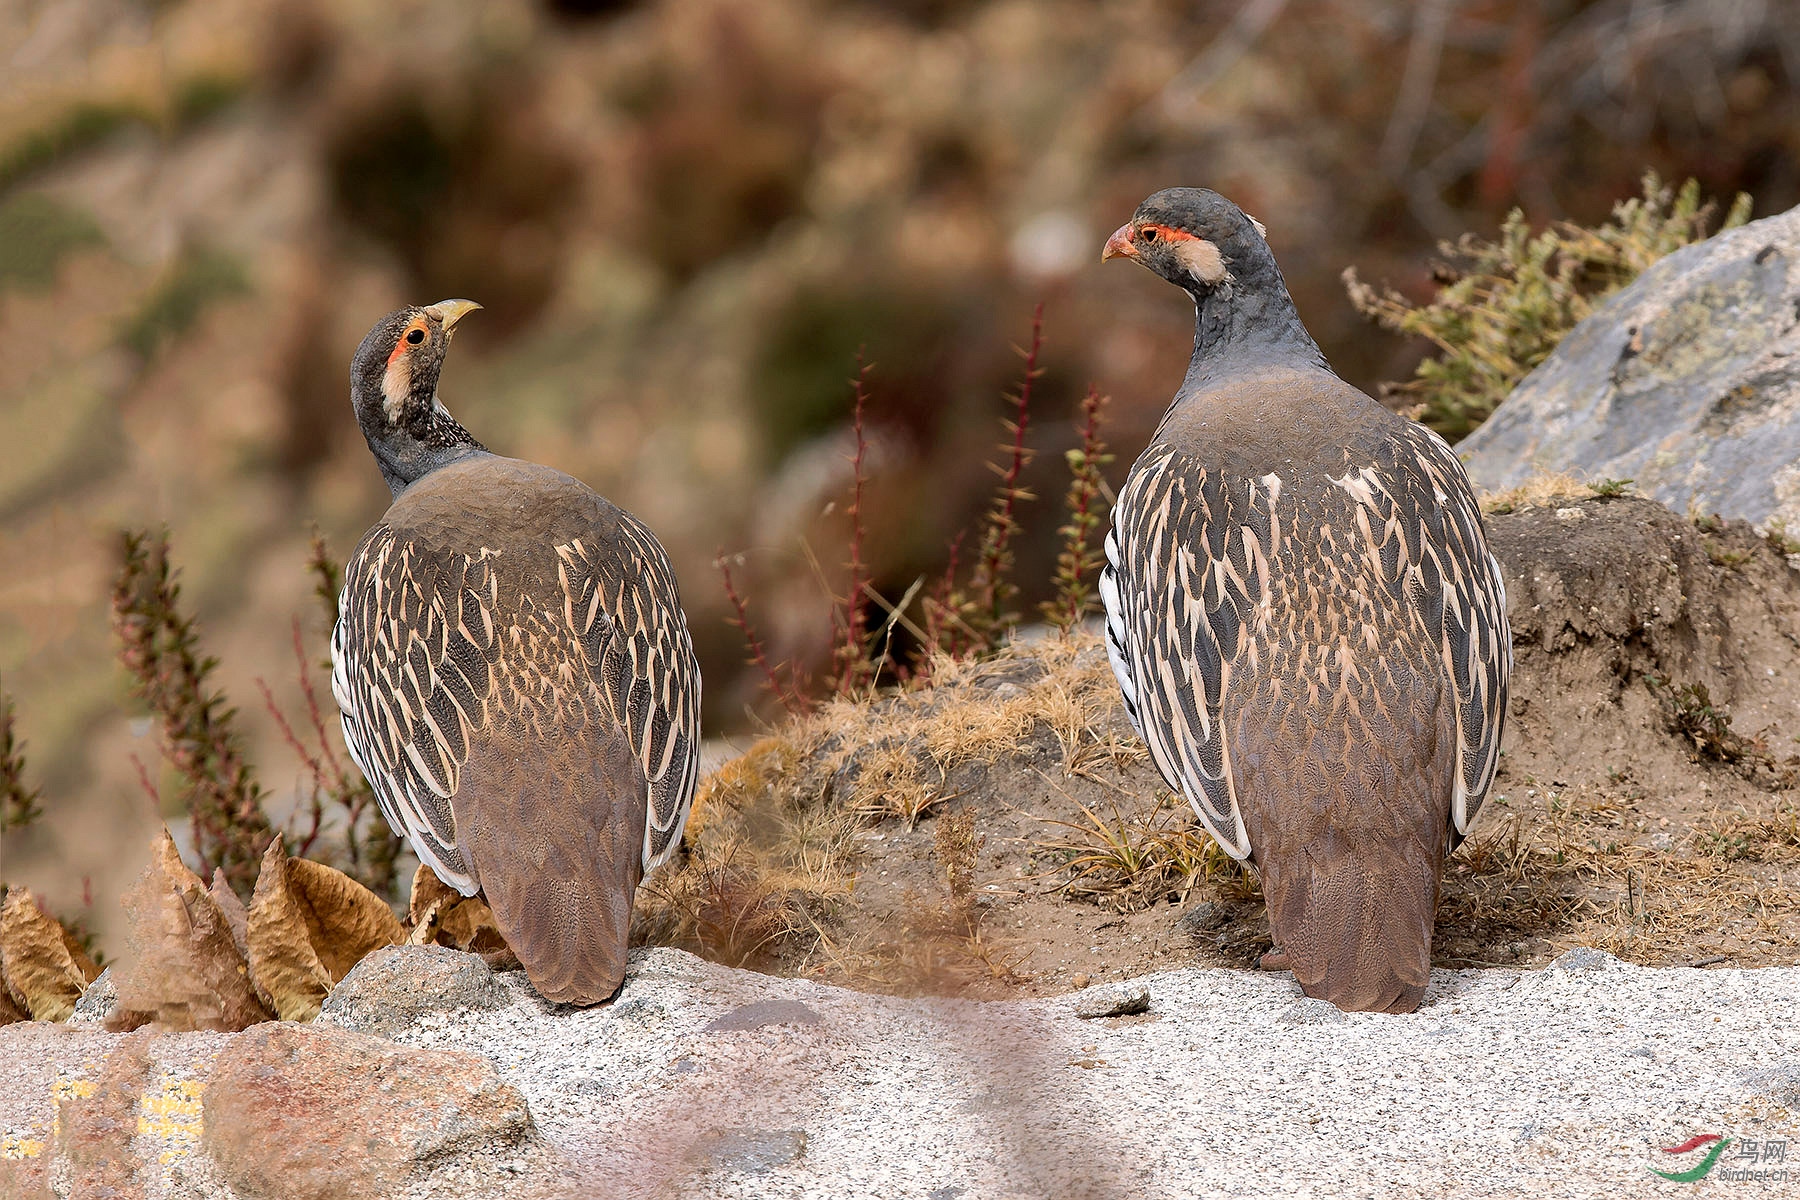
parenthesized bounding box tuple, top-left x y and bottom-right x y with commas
(1098, 190, 1510, 1013)
(331, 299, 701, 1005)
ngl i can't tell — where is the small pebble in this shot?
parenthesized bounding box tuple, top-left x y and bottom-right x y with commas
(1551, 947, 1620, 972)
(1074, 983, 1151, 1019)
(1280, 997, 1348, 1026)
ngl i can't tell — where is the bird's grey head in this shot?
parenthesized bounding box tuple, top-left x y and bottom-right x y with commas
(1101, 187, 1273, 296)
(349, 299, 486, 496)
(350, 299, 482, 438)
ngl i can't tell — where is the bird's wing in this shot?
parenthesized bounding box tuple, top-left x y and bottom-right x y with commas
(332, 525, 490, 893)
(552, 515, 702, 871)
(1341, 423, 1510, 835)
(330, 515, 702, 892)
(1101, 444, 1265, 860)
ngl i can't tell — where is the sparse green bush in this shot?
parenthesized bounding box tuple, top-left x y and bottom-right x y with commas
(121, 249, 251, 359)
(1042, 386, 1112, 636)
(1, 679, 44, 833)
(0, 195, 105, 292)
(1346, 175, 1752, 440)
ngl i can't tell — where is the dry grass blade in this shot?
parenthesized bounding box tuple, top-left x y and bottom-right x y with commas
(112, 827, 273, 1031)
(0, 887, 101, 1021)
(247, 837, 404, 1021)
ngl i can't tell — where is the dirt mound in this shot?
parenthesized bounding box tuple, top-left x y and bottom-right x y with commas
(640, 494, 1800, 996)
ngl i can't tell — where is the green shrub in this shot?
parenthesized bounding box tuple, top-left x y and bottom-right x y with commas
(0, 195, 105, 291)
(120, 249, 250, 359)
(1346, 175, 1752, 440)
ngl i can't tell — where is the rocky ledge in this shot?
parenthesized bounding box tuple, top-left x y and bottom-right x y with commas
(2, 946, 1796, 1199)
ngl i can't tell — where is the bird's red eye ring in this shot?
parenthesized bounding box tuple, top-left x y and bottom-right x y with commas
(406, 327, 426, 345)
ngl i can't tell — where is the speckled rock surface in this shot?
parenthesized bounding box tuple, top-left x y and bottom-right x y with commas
(1459, 203, 1800, 531)
(318, 945, 515, 1037)
(65, 965, 117, 1028)
(3, 948, 1797, 1199)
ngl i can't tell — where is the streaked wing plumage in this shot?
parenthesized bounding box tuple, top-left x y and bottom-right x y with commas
(1102, 445, 1264, 860)
(1339, 422, 1510, 835)
(1101, 421, 1508, 860)
(554, 517, 702, 869)
(330, 513, 702, 891)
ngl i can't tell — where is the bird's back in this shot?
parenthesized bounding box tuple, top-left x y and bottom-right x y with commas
(336, 454, 699, 1003)
(1110, 363, 1499, 1011)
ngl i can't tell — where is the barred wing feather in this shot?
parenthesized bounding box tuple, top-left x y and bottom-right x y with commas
(330, 514, 701, 892)
(1102, 446, 1262, 860)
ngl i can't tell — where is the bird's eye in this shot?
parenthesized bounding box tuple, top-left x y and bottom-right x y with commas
(406, 328, 426, 345)
(1141, 228, 1159, 243)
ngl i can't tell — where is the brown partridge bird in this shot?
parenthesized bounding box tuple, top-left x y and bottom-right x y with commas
(331, 300, 700, 1005)
(1099, 190, 1510, 1013)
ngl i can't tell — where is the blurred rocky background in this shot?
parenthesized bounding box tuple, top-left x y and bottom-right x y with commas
(3, 0, 1798, 945)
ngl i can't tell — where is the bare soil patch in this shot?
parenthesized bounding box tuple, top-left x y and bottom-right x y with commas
(634, 495, 1800, 997)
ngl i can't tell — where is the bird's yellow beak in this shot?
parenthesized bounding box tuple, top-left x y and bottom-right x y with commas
(1101, 222, 1138, 262)
(423, 298, 482, 333)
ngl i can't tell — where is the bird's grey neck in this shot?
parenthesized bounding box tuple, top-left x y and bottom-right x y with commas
(1180, 277, 1325, 392)
(366, 422, 489, 498)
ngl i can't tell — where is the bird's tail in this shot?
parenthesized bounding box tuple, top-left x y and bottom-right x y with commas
(1257, 830, 1441, 1014)
(457, 735, 648, 1006)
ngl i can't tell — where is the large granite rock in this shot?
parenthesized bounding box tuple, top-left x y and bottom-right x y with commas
(0, 949, 1797, 1196)
(203, 1023, 534, 1200)
(1459, 203, 1800, 530)
(317, 944, 515, 1037)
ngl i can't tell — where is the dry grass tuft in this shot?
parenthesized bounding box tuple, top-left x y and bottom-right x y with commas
(1477, 471, 1625, 514)
(1644, 676, 1798, 789)
(637, 633, 1132, 985)
(1439, 786, 1800, 968)
(1037, 789, 1256, 914)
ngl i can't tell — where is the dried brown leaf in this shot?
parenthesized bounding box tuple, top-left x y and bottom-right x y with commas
(406, 862, 508, 954)
(407, 897, 446, 945)
(409, 862, 461, 927)
(210, 867, 249, 959)
(111, 827, 273, 1031)
(440, 896, 508, 955)
(247, 838, 404, 1021)
(0, 888, 94, 1021)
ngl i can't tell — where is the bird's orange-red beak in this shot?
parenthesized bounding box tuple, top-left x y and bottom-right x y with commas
(1101, 222, 1138, 262)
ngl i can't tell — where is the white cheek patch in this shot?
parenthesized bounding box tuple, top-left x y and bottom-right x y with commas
(382, 355, 412, 423)
(1174, 237, 1230, 285)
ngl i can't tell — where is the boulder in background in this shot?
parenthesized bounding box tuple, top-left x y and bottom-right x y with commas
(1460, 204, 1800, 531)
